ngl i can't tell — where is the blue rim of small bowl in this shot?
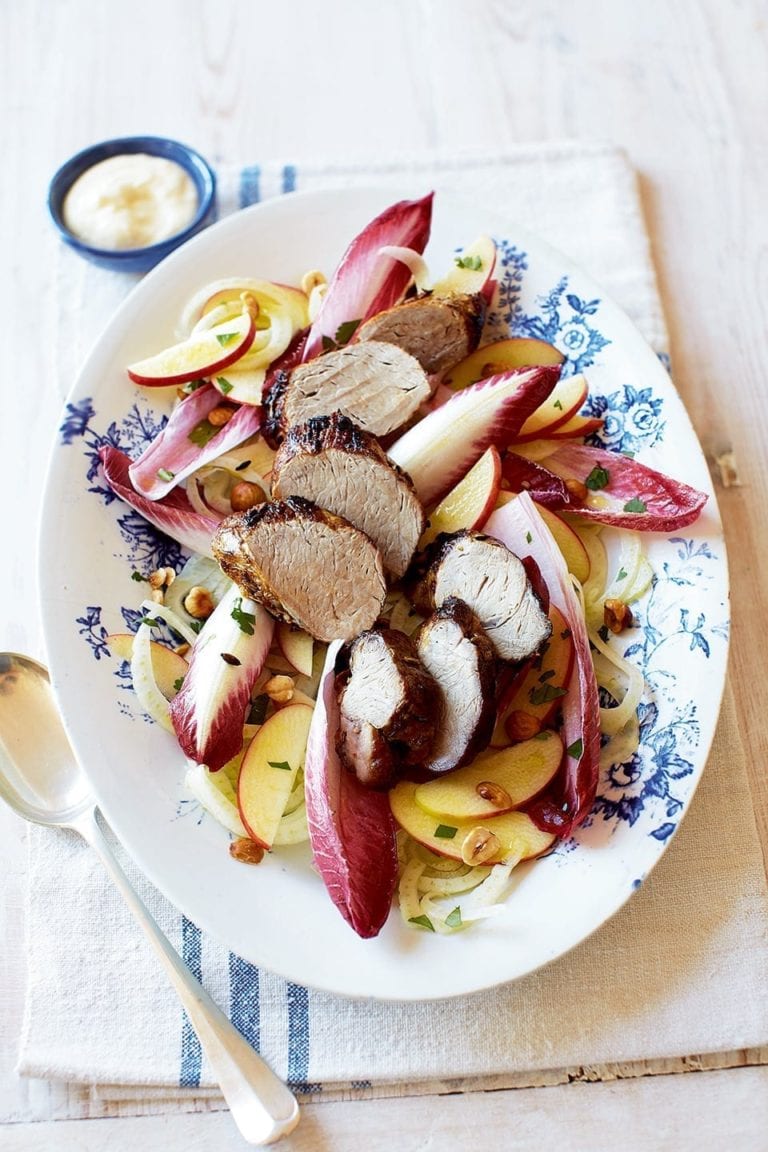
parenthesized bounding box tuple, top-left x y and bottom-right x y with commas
(47, 135, 217, 272)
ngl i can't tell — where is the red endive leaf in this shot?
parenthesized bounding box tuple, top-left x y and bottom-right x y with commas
(169, 585, 273, 771)
(388, 364, 560, 504)
(520, 443, 708, 531)
(128, 385, 262, 500)
(302, 193, 434, 362)
(304, 643, 398, 938)
(485, 493, 601, 837)
(99, 446, 220, 557)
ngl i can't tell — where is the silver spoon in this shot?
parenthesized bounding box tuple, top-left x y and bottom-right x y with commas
(0, 652, 300, 1145)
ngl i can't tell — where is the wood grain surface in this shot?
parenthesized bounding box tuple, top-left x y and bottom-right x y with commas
(1, 0, 767, 1147)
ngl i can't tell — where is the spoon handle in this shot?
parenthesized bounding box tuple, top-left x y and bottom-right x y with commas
(72, 806, 299, 1145)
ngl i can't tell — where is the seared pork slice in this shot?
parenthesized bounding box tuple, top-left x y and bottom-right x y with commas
(212, 497, 386, 643)
(272, 413, 425, 578)
(356, 292, 487, 375)
(412, 530, 552, 662)
(416, 598, 497, 775)
(265, 341, 431, 444)
(335, 628, 440, 789)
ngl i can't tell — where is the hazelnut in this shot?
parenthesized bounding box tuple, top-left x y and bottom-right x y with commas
(207, 404, 237, 427)
(148, 566, 175, 590)
(504, 710, 542, 742)
(264, 674, 295, 704)
(230, 481, 265, 512)
(460, 827, 501, 867)
(564, 477, 588, 503)
(183, 586, 215, 620)
(229, 838, 265, 865)
(475, 780, 513, 809)
(604, 598, 633, 634)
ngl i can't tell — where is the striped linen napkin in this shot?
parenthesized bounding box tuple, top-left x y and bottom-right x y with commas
(14, 145, 768, 1121)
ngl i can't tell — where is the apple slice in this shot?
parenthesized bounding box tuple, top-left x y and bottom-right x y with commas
(419, 446, 501, 547)
(211, 366, 267, 405)
(535, 505, 591, 583)
(237, 702, 313, 850)
(277, 622, 314, 677)
(430, 235, 497, 297)
(513, 373, 589, 442)
(127, 300, 257, 386)
(491, 605, 575, 746)
(444, 336, 564, 391)
(389, 779, 556, 863)
(414, 730, 562, 821)
(107, 633, 187, 700)
(548, 412, 604, 439)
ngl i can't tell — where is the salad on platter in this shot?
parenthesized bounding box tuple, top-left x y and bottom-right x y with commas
(95, 191, 708, 942)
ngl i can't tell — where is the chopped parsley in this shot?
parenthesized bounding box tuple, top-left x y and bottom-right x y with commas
(538, 669, 556, 682)
(454, 254, 482, 270)
(445, 907, 462, 929)
(408, 914, 435, 932)
(268, 760, 292, 771)
(131, 571, 147, 583)
(181, 379, 207, 394)
(525, 531, 533, 544)
(585, 465, 610, 491)
(216, 376, 234, 394)
(215, 331, 239, 347)
(623, 497, 647, 513)
(139, 615, 162, 628)
(231, 597, 256, 635)
(189, 620, 204, 634)
(528, 683, 567, 706)
(173, 676, 185, 692)
(434, 824, 458, 840)
(156, 467, 175, 482)
(616, 567, 628, 581)
(553, 399, 563, 410)
(335, 318, 361, 346)
(566, 738, 583, 760)
(188, 419, 219, 448)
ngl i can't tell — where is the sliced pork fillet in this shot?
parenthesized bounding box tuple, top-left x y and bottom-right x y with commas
(335, 628, 440, 789)
(263, 341, 430, 444)
(412, 530, 552, 662)
(212, 497, 386, 643)
(416, 598, 497, 775)
(271, 413, 425, 578)
(356, 291, 487, 375)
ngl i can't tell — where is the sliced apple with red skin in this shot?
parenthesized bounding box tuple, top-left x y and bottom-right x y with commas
(420, 446, 501, 547)
(390, 779, 556, 863)
(490, 606, 575, 746)
(414, 730, 562, 821)
(127, 301, 258, 387)
(535, 505, 591, 583)
(277, 622, 314, 677)
(548, 412, 604, 439)
(237, 702, 313, 850)
(431, 235, 497, 298)
(444, 336, 564, 391)
(107, 633, 188, 701)
(513, 373, 589, 442)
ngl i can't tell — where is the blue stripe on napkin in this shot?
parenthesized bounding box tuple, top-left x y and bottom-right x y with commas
(239, 165, 262, 208)
(287, 982, 321, 1092)
(179, 917, 203, 1088)
(229, 955, 261, 1051)
(281, 164, 297, 194)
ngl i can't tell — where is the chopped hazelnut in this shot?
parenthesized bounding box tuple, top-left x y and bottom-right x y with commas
(207, 404, 237, 427)
(183, 586, 215, 619)
(264, 674, 295, 704)
(604, 598, 633, 634)
(460, 826, 501, 867)
(564, 477, 588, 503)
(229, 838, 265, 865)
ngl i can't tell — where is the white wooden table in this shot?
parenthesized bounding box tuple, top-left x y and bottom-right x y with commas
(2, 1, 767, 1147)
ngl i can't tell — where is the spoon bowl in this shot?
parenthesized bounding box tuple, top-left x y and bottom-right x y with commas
(0, 651, 299, 1145)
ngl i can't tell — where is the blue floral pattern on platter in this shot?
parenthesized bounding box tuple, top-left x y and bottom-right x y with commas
(60, 233, 728, 857)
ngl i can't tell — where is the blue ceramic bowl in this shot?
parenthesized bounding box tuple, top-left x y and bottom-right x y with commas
(47, 136, 217, 273)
